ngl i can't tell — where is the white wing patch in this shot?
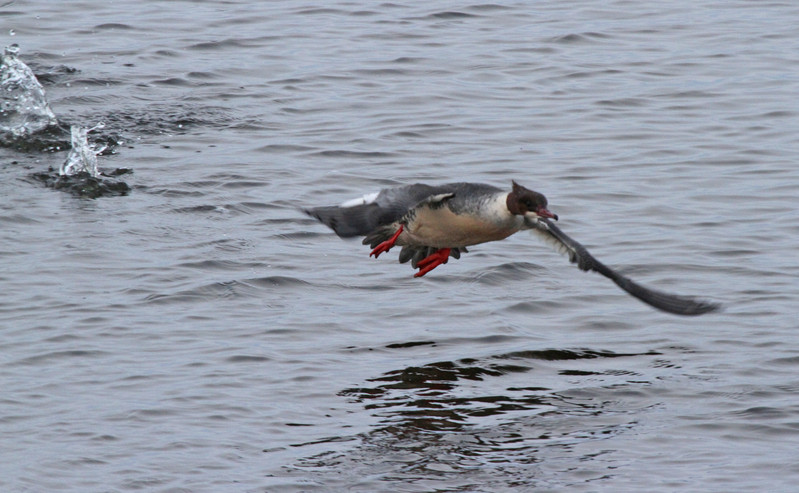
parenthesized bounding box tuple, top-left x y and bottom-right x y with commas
(531, 228, 575, 259)
(527, 217, 580, 264)
(340, 192, 379, 208)
(424, 193, 455, 205)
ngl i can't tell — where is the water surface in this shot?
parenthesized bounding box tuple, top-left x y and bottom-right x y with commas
(2, 1, 798, 492)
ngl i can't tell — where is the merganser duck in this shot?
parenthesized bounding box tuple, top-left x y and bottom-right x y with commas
(304, 181, 720, 316)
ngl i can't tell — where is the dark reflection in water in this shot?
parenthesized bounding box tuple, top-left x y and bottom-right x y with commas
(291, 348, 661, 490)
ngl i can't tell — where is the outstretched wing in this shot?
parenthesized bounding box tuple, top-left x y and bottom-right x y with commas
(527, 217, 720, 316)
(303, 184, 440, 238)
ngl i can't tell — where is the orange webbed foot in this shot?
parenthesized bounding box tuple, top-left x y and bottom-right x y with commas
(370, 224, 404, 259)
(414, 248, 451, 277)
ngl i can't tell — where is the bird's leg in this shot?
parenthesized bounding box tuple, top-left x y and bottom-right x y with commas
(370, 224, 404, 259)
(414, 248, 451, 277)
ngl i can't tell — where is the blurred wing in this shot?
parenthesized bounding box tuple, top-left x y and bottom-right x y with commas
(528, 217, 720, 316)
(304, 184, 442, 238)
(304, 202, 403, 238)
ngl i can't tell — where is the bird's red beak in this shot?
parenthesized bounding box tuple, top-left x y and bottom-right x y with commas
(537, 206, 558, 221)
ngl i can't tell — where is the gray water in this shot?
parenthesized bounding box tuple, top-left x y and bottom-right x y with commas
(2, 1, 798, 491)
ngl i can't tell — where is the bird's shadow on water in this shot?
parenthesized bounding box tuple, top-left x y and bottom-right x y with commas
(288, 346, 667, 491)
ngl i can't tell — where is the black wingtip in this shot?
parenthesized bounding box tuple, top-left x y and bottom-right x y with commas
(610, 273, 722, 316)
(535, 219, 722, 316)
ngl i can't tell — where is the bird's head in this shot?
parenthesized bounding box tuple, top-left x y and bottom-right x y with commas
(507, 181, 558, 221)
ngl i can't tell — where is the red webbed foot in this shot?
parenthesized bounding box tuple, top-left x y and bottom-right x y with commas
(370, 224, 404, 259)
(414, 248, 451, 277)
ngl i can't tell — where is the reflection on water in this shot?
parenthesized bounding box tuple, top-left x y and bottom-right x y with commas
(289, 348, 662, 490)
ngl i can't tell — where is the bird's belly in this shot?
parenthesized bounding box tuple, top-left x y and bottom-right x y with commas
(402, 209, 521, 248)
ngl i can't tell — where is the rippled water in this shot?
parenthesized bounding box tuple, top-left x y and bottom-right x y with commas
(2, 1, 798, 491)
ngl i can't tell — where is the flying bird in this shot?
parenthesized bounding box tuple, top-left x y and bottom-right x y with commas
(304, 181, 720, 316)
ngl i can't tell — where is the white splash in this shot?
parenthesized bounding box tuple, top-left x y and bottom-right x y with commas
(60, 123, 106, 177)
(0, 44, 58, 138)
